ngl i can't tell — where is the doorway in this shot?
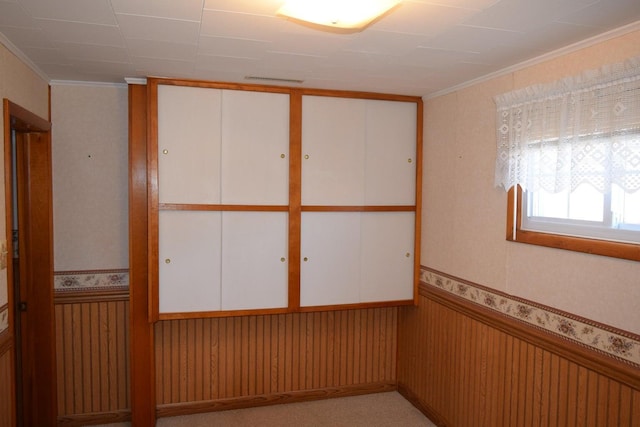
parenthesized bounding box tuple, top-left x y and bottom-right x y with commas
(3, 99, 56, 426)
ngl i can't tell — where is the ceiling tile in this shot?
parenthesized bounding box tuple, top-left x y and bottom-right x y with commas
(0, 1, 37, 27)
(200, 9, 286, 39)
(420, 25, 521, 54)
(198, 36, 271, 58)
(463, 0, 597, 32)
(557, 0, 640, 29)
(54, 42, 129, 63)
(269, 31, 352, 56)
(371, 1, 477, 36)
(1, 0, 639, 96)
(21, 46, 69, 64)
(203, 0, 282, 16)
(116, 14, 200, 44)
(0, 25, 53, 48)
(19, 0, 116, 25)
(400, 46, 482, 68)
(110, 0, 204, 21)
(196, 53, 260, 73)
(127, 38, 198, 61)
(34, 19, 124, 46)
(134, 56, 195, 79)
(343, 30, 432, 56)
(260, 51, 327, 72)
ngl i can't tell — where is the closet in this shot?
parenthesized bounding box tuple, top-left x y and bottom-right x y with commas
(147, 79, 422, 318)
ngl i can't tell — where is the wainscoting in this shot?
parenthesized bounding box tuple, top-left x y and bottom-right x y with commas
(398, 268, 640, 427)
(53, 287, 398, 424)
(52, 267, 640, 425)
(55, 292, 131, 425)
(0, 332, 13, 427)
(155, 307, 398, 416)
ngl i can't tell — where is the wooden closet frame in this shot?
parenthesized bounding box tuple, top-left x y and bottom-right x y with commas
(130, 78, 423, 424)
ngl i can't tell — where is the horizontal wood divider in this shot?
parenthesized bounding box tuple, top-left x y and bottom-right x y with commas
(157, 382, 396, 418)
(54, 288, 129, 304)
(56, 409, 131, 426)
(301, 205, 416, 212)
(159, 203, 289, 212)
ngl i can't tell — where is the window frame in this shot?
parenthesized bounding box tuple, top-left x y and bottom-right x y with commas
(506, 185, 640, 261)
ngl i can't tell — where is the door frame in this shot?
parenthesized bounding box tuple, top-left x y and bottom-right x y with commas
(3, 99, 56, 426)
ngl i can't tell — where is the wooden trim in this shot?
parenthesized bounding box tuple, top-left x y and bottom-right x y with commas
(159, 203, 289, 212)
(397, 383, 447, 427)
(57, 409, 131, 426)
(3, 99, 51, 132)
(156, 382, 397, 418)
(154, 297, 413, 320)
(2, 98, 17, 427)
(507, 185, 640, 261)
(158, 306, 290, 320)
(54, 289, 129, 304)
(299, 88, 422, 103)
(298, 299, 414, 312)
(288, 90, 302, 310)
(301, 205, 416, 212)
(129, 83, 157, 425)
(419, 281, 640, 390)
(147, 77, 293, 94)
(147, 77, 422, 103)
(146, 80, 160, 322)
(413, 99, 423, 306)
(0, 330, 11, 356)
(5, 99, 57, 426)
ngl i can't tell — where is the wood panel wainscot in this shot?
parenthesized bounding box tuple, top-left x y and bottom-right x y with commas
(398, 267, 640, 427)
(0, 329, 14, 427)
(54, 290, 131, 426)
(155, 307, 398, 417)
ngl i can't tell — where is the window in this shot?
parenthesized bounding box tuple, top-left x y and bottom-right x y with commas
(496, 57, 640, 261)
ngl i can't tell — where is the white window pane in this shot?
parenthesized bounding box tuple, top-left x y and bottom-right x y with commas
(568, 184, 603, 222)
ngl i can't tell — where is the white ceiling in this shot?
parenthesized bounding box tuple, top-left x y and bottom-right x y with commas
(1, 0, 639, 96)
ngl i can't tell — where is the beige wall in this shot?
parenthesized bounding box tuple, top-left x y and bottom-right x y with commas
(421, 29, 640, 334)
(50, 83, 129, 272)
(0, 42, 49, 320)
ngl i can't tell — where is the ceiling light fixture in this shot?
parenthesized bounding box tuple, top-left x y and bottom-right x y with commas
(277, 0, 401, 32)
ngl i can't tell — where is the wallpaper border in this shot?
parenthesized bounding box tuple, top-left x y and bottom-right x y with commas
(54, 269, 129, 292)
(420, 266, 640, 368)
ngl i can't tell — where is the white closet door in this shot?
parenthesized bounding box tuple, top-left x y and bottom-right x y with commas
(157, 85, 222, 204)
(365, 100, 417, 205)
(221, 90, 290, 205)
(221, 212, 288, 310)
(360, 212, 415, 302)
(300, 212, 361, 306)
(301, 96, 366, 205)
(159, 211, 222, 313)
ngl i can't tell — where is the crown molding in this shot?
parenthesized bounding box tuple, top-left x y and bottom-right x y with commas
(425, 20, 640, 100)
(0, 31, 50, 84)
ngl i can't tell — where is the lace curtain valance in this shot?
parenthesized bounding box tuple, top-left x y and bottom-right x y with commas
(494, 56, 640, 194)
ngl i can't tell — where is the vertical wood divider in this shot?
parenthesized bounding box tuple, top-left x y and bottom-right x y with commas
(129, 83, 156, 425)
(413, 99, 423, 305)
(288, 91, 302, 310)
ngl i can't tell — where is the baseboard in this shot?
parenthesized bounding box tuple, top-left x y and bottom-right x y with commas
(397, 382, 448, 427)
(157, 381, 397, 419)
(57, 409, 131, 426)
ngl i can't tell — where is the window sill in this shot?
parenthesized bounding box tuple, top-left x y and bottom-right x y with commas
(507, 186, 640, 262)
